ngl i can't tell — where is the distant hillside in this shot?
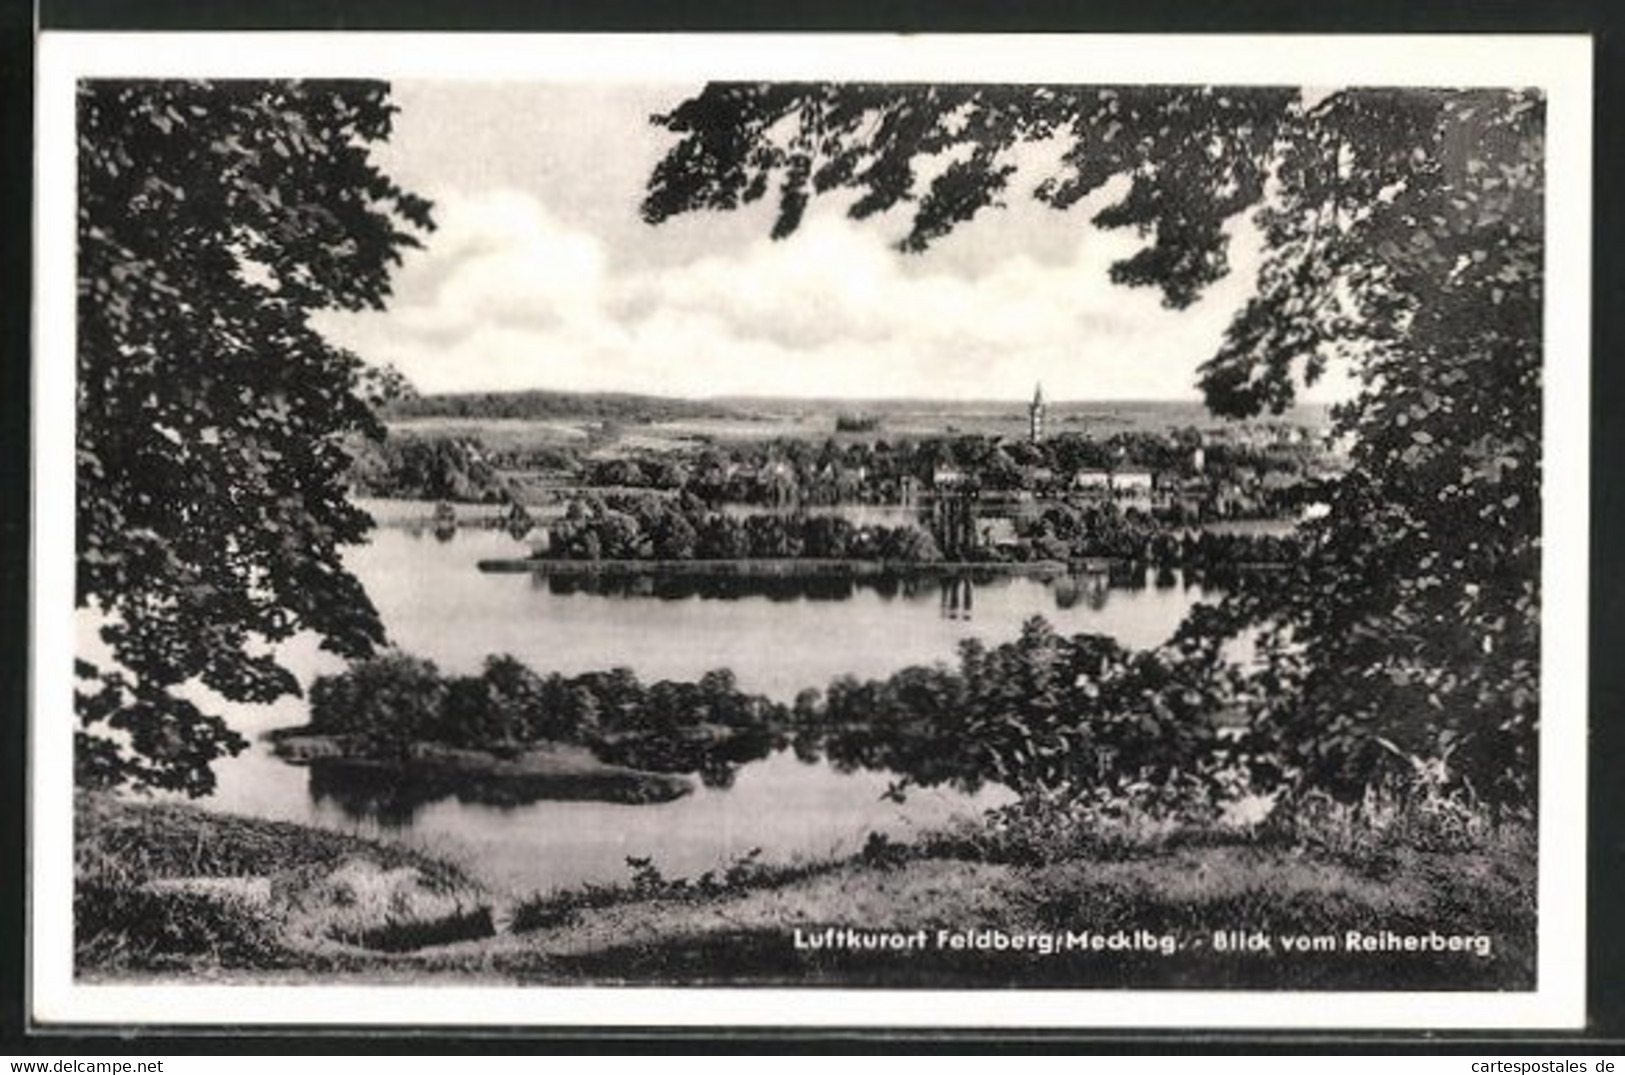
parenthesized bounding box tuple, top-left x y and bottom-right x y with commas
(384, 390, 742, 423)
(383, 389, 1332, 435)
(713, 396, 1334, 430)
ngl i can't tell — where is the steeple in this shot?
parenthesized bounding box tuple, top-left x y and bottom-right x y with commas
(1028, 382, 1045, 443)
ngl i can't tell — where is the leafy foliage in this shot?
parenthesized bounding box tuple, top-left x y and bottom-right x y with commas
(307, 652, 791, 788)
(644, 83, 1544, 804)
(1218, 92, 1543, 805)
(346, 432, 511, 503)
(547, 492, 944, 563)
(811, 616, 1228, 796)
(76, 80, 432, 795)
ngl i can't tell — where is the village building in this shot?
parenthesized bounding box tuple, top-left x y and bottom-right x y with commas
(1073, 469, 1112, 491)
(1022, 465, 1055, 489)
(979, 516, 1022, 555)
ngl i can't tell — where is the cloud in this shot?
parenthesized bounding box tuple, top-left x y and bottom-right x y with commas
(318, 186, 1295, 402)
(386, 189, 607, 338)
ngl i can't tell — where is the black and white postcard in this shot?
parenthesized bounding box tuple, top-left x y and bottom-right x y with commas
(29, 32, 1593, 1030)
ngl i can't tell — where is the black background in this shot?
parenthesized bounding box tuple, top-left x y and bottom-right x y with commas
(3, 0, 1621, 1053)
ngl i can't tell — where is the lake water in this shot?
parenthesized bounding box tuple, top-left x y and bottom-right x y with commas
(182, 524, 1215, 896)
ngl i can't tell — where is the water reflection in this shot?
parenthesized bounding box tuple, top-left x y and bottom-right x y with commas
(309, 761, 429, 828)
(290, 738, 1020, 894)
(304, 755, 680, 828)
(1051, 573, 1110, 611)
(300, 721, 978, 829)
(595, 724, 782, 789)
(525, 566, 1205, 619)
(402, 522, 462, 544)
(939, 577, 974, 620)
(537, 571, 877, 603)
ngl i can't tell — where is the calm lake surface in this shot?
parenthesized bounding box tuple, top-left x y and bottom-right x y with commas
(190, 521, 1215, 896)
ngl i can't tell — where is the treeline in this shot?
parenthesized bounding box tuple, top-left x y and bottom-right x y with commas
(382, 389, 738, 423)
(344, 426, 1330, 523)
(539, 492, 1305, 570)
(346, 433, 512, 503)
(1010, 503, 1305, 567)
(306, 619, 1225, 796)
(545, 493, 943, 562)
(799, 618, 1222, 793)
(307, 653, 791, 788)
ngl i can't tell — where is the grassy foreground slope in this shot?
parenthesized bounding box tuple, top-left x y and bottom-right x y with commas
(75, 792, 1535, 990)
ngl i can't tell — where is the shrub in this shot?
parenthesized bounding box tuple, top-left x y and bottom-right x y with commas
(308, 651, 446, 756)
(75, 881, 288, 971)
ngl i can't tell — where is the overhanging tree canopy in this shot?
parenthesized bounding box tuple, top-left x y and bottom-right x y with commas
(642, 84, 1543, 803)
(76, 80, 433, 795)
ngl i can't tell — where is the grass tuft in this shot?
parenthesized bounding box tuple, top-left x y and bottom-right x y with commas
(74, 793, 495, 973)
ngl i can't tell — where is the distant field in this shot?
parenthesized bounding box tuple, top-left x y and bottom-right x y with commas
(638, 415, 833, 444)
(716, 396, 1332, 432)
(650, 400, 1329, 450)
(386, 416, 593, 448)
(386, 397, 1333, 458)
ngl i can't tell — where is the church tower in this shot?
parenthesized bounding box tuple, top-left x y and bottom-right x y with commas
(1028, 382, 1046, 443)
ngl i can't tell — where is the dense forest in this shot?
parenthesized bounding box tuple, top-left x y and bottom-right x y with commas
(544, 493, 944, 562)
(382, 389, 741, 423)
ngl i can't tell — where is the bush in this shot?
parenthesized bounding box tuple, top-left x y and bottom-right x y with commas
(76, 881, 289, 971)
(74, 794, 490, 972)
(309, 652, 446, 758)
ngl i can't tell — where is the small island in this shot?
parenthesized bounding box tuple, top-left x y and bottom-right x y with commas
(266, 651, 799, 809)
(269, 732, 694, 806)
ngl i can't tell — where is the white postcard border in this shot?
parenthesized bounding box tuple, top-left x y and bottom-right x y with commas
(31, 30, 1594, 1029)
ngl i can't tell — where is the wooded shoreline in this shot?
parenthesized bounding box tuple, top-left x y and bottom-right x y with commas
(476, 557, 1080, 578)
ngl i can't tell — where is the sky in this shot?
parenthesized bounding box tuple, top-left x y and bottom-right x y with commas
(314, 80, 1351, 404)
